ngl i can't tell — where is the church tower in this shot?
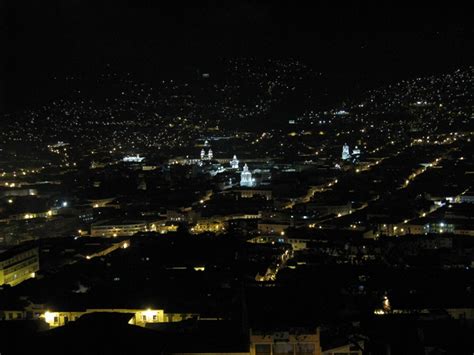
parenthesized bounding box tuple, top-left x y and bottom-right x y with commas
(240, 164, 255, 187)
(342, 143, 351, 160)
(230, 155, 239, 169)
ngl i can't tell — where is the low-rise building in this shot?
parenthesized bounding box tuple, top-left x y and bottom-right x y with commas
(191, 219, 226, 234)
(306, 201, 352, 217)
(258, 222, 289, 235)
(250, 327, 322, 355)
(91, 220, 148, 237)
(0, 245, 39, 286)
(233, 189, 272, 200)
(0, 305, 199, 328)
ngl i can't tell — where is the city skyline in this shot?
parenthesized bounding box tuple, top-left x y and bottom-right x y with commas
(0, 2, 473, 355)
(3, 2, 473, 112)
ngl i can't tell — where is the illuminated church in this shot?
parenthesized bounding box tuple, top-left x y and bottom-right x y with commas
(342, 143, 351, 160)
(200, 148, 213, 161)
(230, 155, 239, 169)
(341, 144, 362, 162)
(240, 164, 256, 187)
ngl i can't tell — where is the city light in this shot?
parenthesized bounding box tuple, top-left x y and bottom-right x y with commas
(44, 311, 56, 324)
(0, 13, 472, 353)
(143, 309, 157, 322)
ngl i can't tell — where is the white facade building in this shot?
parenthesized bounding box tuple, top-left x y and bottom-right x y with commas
(123, 154, 145, 163)
(230, 155, 239, 169)
(200, 148, 213, 161)
(352, 145, 361, 158)
(342, 144, 351, 160)
(240, 164, 256, 187)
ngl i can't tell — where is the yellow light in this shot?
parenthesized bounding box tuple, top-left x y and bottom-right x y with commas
(44, 311, 56, 324)
(143, 309, 157, 322)
(123, 242, 129, 249)
(280, 231, 285, 236)
(7, 199, 13, 204)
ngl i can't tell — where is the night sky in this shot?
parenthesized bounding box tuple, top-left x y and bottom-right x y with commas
(2, 1, 473, 112)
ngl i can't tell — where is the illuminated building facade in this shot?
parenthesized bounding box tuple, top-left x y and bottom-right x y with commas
(123, 154, 145, 163)
(149, 222, 179, 234)
(36, 308, 198, 328)
(352, 146, 361, 159)
(0, 246, 39, 287)
(91, 220, 148, 237)
(240, 164, 256, 187)
(250, 328, 322, 355)
(342, 143, 351, 160)
(190, 219, 226, 234)
(230, 155, 239, 169)
(341, 144, 362, 162)
(200, 148, 214, 161)
(232, 189, 272, 200)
